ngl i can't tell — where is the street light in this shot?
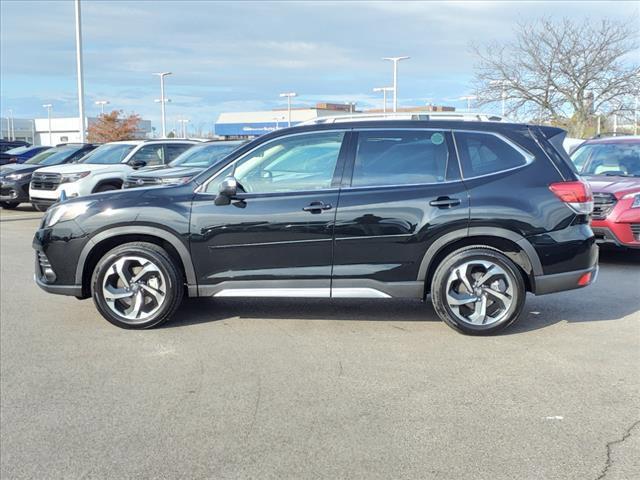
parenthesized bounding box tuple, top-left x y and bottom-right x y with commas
(153, 72, 172, 137)
(460, 95, 477, 111)
(42, 104, 53, 146)
(490, 80, 508, 116)
(382, 56, 410, 112)
(7, 109, 14, 141)
(95, 100, 109, 115)
(74, 0, 86, 142)
(373, 87, 394, 113)
(279, 92, 297, 127)
(178, 118, 189, 138)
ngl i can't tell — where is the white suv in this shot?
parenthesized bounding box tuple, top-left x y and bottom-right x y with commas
(29, 140, 199, 211)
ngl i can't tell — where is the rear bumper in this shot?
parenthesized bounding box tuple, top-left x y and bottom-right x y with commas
(533, 264, 598, 295)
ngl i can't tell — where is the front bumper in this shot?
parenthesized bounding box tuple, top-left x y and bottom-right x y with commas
(0, 178, 30, 203)
(591, 222, 640, 248)
(32, 222, 88, 298)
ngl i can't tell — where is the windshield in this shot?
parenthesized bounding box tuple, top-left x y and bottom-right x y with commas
(25, 147, 80, 166)
(4, 146, 31, 155)
(169, 143, 240, 168)
(79, 143, 136, 164)
(571, 142, 640, 177)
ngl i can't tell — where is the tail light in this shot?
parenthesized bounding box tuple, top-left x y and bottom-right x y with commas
(549, 180, 593, 215)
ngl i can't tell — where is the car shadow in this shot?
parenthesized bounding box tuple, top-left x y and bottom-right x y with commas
(163, 247, 640, 334)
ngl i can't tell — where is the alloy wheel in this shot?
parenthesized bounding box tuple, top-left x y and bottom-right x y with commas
(445, 260, 514, 326)
(101, 256, 167, 324)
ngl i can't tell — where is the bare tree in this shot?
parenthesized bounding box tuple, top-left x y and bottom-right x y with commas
(472, 18, 639, 136)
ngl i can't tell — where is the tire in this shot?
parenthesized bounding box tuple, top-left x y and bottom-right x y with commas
(91, 242, 184, 329)
(430, 246, 526, 335)
(0, 201, 19, 209)
(94, 184, 120, 193)
(32, 203, 48, 212)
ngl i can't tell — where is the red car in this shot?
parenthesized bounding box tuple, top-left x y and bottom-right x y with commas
(570, 136, 640, 248)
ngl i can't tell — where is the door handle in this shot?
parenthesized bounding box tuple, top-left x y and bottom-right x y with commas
(302, 201, 332, 213)
(429, 197, 461, 208)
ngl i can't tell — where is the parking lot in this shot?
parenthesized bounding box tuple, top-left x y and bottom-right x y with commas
(1, 205, 639, 479)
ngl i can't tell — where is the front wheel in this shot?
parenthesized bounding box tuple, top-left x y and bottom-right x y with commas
(91, 242, 184, 329)
(32, 203, 48, 212)
(431, 247, 526, 335)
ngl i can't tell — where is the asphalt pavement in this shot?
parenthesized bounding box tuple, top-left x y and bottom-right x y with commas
(1, 206, 639, 479)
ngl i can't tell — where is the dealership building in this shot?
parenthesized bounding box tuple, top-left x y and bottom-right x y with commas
(214, 103, 355, 139)
(214, 103, 458, 140)
(1, 116, 152, 145)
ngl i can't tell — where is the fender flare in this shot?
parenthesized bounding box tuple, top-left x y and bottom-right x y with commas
(416, 226, 543, 282)
(74, 225, 197, 288)
(92, 178, 123, 192)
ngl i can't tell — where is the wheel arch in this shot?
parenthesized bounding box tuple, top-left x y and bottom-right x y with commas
(92, 178, 123, 193)
(75, 226, 197, 298)
(418, 227, 543, 296)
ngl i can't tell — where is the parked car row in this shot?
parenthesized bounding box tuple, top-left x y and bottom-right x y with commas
(0, 139, 243, 210)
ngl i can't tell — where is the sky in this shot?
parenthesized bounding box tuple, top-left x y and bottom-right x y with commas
(1, 0, 638, 135)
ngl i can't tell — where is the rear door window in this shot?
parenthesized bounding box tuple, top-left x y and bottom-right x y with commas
(350, 130, 449, 187)
(454, 132, 529, 177)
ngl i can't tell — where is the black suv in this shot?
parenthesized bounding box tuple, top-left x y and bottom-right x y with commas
(33, 120, 598, 334)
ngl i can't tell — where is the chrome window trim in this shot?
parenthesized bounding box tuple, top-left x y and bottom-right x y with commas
(452, 129, 535, 181)
(195, 129, 348, 194)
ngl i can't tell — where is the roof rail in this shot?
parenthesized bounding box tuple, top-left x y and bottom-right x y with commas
(142, 138, 206, 142)
(299, 111, 508, 126)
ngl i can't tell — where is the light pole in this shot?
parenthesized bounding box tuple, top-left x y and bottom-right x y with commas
(635, 95, 638, 136)
(7, 109, 14, 141)
(373, 87, 393, 113)
(279, 92, 297, 127)
(178, 118, 189, 138)
(382, 56, 409, 112)
(42, 104, 53, 146)
(460, 95, 477, 111)
(490, 80, 507, 116)
(74, 0, 86, 142)
(153, 72, 172, 137)
(95, 100, 109, 115)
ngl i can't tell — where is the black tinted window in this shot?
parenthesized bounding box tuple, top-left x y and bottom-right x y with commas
(455, 132, 528, 177)
(351, 130, 448, 187)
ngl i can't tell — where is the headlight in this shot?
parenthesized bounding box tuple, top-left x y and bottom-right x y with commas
(44, 201, 91, 228)
(622, 192, 640, 208)
(60, 171, 91, 183)
(5, 172, 30, 181)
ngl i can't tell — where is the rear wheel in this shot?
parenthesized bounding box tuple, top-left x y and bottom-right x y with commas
(0, 201, 19, 209)
(431, 246, 526, 335)
(91, 242, 183, 329)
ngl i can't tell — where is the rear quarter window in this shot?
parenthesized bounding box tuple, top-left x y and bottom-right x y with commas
(454, 131, 529, 177)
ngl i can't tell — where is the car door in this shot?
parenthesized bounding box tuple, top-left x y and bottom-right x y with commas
(331, 128, 470, 298)
(129, 144, 164, 167)
(190, 130, 349, 296)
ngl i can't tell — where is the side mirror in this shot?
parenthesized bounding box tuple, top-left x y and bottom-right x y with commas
(129, 159, 147, 169)
(214, 176, 238, 206)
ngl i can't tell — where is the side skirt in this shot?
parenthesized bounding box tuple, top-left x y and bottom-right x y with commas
(197, 280, 424, 299)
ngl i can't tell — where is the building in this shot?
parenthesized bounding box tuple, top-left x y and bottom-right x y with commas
(1, 118, 37, 144)
(2, 116, 152, 146)
(364, 105, 456, 114)
(214, 103, 355, 139)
